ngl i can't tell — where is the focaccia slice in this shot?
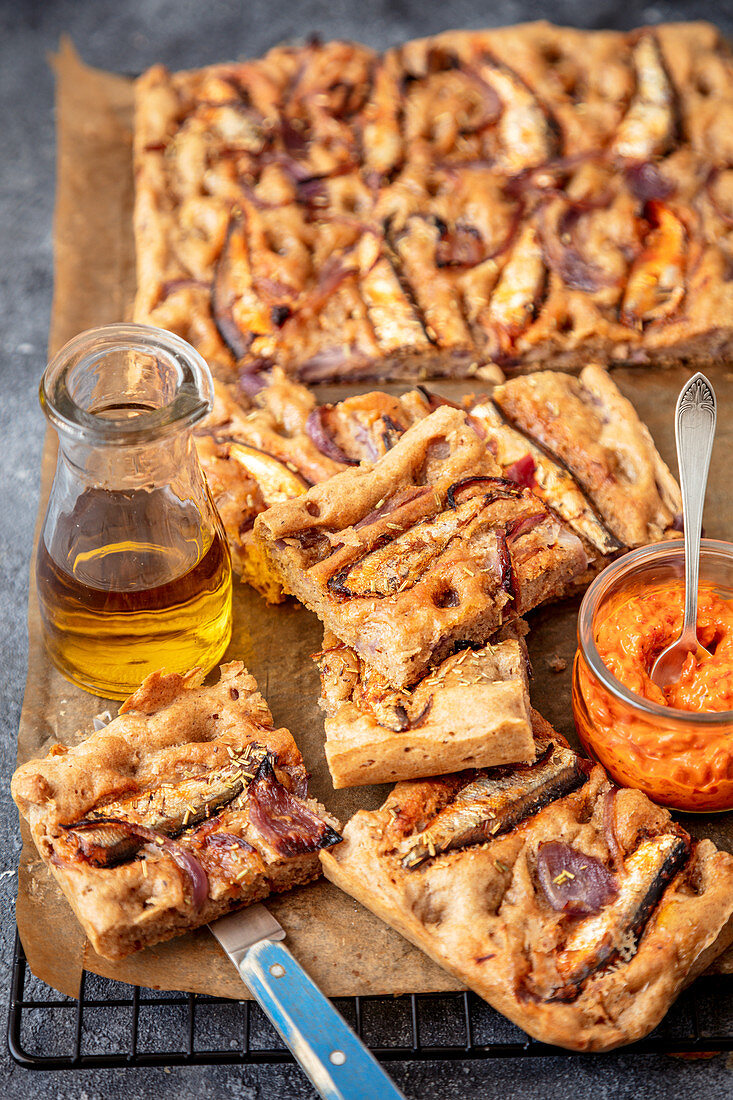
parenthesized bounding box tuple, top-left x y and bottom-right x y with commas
(306, 367, 680, 557)
(493, 365, 682, 547)
(195, 369, 345, 601)
(315, 624, 533, 788)
(321, 711, 733, 1051)
(12, 663, 341, 960)
(254, 407, 587, 688)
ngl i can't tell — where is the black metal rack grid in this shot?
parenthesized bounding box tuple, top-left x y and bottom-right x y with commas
(8, 930, 733, 1070)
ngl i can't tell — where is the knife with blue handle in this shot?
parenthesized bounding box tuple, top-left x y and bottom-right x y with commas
(209, 904, 406, 1100)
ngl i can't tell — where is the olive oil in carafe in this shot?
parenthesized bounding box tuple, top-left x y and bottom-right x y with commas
(37, 487, 232, 699)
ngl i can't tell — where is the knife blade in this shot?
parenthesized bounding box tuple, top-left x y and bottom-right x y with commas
(209, 904, 406, 1100)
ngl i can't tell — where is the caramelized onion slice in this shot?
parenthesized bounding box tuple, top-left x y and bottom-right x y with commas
(504, 453, 537, 489)
(306, 407, 356, 465)
(446, 476, 524, 509)
(248, 754, 341, 856)
(541, 199, 616, 294)
(496, 530, 517, 599)
(626, 162, 674, 203)
(537, 840, 617, 916)
(505, 511, 546, 543)
(238, 369, 268, 397)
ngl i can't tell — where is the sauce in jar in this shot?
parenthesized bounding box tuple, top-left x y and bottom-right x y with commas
(572, 542, 733, 812)
(593, 581, 733, 713)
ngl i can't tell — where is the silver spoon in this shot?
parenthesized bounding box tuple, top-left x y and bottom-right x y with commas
(650, 372, 717, 690)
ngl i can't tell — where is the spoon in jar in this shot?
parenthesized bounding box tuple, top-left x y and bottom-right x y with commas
(650, 372, 717, 691)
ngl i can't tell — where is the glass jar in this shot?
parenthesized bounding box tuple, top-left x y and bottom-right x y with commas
(37, 323, 233, 700)
(572, 540, 733, 812)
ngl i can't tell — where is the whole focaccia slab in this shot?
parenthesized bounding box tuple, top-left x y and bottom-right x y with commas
(12, 662, 341, 960)
(321, 711, 733, 1051)
(134, 21, 733, 382)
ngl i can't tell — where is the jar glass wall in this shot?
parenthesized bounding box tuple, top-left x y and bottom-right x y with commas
(572, 540, 733, 812)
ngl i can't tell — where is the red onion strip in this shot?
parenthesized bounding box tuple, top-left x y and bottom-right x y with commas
(503, 453, 537, 489)
(305, 407, 355, 464)
(625, 162, 675, 204)
(537, 840, 617, 916)
(506, 511, 546, 544)
(446, 476, 523, 509)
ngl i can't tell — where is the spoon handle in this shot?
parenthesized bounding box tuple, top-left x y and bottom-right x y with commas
(676, 372, 717, 641)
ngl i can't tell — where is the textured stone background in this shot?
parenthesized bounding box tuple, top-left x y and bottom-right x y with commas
(2, 1, 733, 1096)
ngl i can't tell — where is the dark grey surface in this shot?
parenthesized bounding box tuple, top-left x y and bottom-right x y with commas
(2, 0, 733, 1095)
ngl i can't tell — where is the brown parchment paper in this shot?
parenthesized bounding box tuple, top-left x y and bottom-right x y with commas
(16, 40, 733, 1001)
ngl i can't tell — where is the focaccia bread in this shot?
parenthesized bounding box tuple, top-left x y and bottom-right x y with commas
(315, 624, 533, 788)
(492, 365, 683, 547)
(11, 662, 341, 960)
(195, 369, 344, 600)
(321, 711, 733, 1051)
(134, 22, 733, 382)
(308, 366, 681, 558)
(254, 406, 587, 687)
(209, 365, 680, 603)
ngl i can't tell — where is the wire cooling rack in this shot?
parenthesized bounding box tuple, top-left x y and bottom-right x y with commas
(8, 929, 733, 1069)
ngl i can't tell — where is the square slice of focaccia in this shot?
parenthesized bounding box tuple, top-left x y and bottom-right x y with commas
(492, 364, 682, 547)
(306, 365, 681, 560)
(321, 711, 733, 1051)
(134, 22, 733, 383)
(12, 663, 341, 961)
(315, 624, 533, 788)
(254, 406, 588, 688)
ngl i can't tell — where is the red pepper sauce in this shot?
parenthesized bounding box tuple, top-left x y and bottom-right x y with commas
(595, 582, 733, 713)
(573, 580, 733, 811)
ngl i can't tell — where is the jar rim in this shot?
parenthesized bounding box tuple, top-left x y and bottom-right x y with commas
(577, 539, 733, 725)
(39, 324, 214, 445)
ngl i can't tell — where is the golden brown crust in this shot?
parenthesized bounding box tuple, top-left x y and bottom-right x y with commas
(134, 22, 733, 381)
(493, 365, 683, 546)
(321, 711, 733, 1051)
(12, 662, 340, 960)
(254, 407, 588, 687)
(315, 626, 533, 787)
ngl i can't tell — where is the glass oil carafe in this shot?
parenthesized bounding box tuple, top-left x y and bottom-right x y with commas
(37, 323, 233, 700)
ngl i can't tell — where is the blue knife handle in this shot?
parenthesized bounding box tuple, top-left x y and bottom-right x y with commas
(237, 937, 406, 1100)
